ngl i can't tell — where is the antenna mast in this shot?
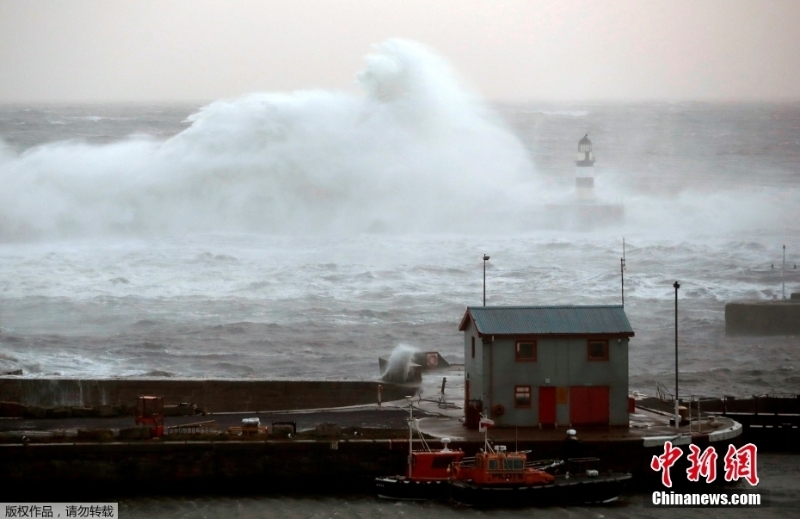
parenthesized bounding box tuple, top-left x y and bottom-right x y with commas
(621, 238, 626, 307)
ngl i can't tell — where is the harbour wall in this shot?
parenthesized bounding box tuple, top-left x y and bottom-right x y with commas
(0, 436, 675, 499)
(0, 378, 416, 413)
(639, 395, 800, 452)
(725, 299, 800, 336)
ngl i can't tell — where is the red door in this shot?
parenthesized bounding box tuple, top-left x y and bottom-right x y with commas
(569, 386, 609, 426)
(539, 386, 556, 426)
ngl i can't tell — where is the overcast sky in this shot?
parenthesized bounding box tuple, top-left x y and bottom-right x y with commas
(1, 0, 799, 103)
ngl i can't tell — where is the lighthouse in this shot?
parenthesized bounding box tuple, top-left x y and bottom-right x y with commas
(541, 132, 623, 229)
(575, 133, 595, 200)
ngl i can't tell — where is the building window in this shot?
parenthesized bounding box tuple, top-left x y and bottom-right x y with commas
(515, 341, 537, 362)
(471, 337, 475, 359)
(587, 340, 609, 361)
(514, 385, 532, 408)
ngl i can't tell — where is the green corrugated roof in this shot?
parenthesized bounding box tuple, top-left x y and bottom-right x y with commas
(461, 305, 634, 336)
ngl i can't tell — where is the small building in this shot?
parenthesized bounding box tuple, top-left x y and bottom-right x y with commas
(459, 305, 634, 429)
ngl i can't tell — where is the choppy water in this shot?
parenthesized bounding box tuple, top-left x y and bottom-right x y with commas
(119, 450, 800, 518)
(0, 39, 798, 514)
(1, 230, 798, 395)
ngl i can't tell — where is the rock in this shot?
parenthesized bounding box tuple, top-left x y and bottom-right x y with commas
(47, 407, 72, 419)
(77, 429, 114, 441)
(71, 406, 96, 418)
(164, 403, 197, 416)
(23, 405, 47, 418)
(96, 405, 119, 417)
(0, 401, 25, 417)
(314, 423, 341, 437)
(118, 427, 151, 440)
(271, 422, 296, 438)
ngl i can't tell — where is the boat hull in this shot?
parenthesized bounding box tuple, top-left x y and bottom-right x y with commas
(375, 476, 450, 500)
(449, 472, 632, 507)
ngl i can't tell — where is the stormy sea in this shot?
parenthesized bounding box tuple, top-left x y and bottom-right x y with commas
(0, 41, 798, 516)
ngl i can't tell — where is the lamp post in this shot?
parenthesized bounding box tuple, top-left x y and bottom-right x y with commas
(673, 281, 680, 430)
(483, 254, 490, 306)
(621, 238, 626, 307)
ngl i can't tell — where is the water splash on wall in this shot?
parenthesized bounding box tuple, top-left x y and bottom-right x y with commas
(381, 343, 419, 383)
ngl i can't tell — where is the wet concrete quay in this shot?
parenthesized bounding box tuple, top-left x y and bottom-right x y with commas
(0, 369, 758, 499)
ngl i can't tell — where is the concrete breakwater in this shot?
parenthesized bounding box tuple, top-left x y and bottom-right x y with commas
(0, 378, 417, 413)
(725, 298, 800, 335)
(0, 436, 661, 499)
(704, 395, 800, 451)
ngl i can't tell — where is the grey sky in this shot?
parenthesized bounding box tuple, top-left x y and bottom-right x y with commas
(1, 0, 799, 103)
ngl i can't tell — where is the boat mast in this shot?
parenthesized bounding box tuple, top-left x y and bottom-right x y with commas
(407, 396, 413, 479)
(481, 414, 493, 453)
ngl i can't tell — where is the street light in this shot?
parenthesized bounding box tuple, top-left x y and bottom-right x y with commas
(783, 245, 786, 300)
(673, 280, 680, 430)
(483, 255, 490, 306)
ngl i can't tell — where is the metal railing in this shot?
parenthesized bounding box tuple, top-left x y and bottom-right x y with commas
(656, 382, 674, 402)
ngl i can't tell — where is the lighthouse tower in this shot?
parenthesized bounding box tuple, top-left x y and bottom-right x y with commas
(575, 133, 595, 200)
(543, 133, 623, 228)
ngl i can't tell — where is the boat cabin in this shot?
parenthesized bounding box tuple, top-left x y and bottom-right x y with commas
(452, 446, 554, 486)
(409, 449, 464, 481)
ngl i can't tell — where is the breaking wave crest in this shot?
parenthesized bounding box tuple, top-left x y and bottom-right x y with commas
(0, 40, 533, 240)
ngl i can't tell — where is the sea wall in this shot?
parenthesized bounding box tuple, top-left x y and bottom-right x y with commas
(0, 439, 406, 498)
(0, 378, 416, 413)
(0, 437, 652, 499)
(725, 300, 800, 336)
(0, 431, 748, 500)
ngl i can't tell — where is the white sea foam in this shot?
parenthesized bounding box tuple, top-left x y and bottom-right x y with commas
(1, 40, 797, 242)
(0, 40, 534, 240)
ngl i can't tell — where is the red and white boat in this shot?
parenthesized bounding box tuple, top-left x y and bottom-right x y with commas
(375, 401, 465, 500)
(449, 418, 631, 507)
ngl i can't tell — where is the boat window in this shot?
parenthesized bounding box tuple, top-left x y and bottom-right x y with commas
(502, 458, 524, 470)
(488, 459, 499, 470)
(431, 456, 457, 469)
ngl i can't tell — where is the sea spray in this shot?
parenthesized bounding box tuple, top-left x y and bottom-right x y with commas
(0, 40, 534, 240)
(381, 344, 419, 383)
(1, 74, 799, 397)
